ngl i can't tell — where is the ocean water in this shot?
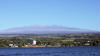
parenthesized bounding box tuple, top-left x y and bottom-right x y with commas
(0, 46, 100, 56)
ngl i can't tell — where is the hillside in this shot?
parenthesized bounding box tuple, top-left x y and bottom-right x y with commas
(0, 25, 99, 38)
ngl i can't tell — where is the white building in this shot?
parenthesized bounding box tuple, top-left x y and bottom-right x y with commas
(9, 44, 18, 48)
(32, 40, 36, 45)
(9, 44, 13, 47)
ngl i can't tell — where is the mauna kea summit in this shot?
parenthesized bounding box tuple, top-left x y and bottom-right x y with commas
(0, 25, 98, 34)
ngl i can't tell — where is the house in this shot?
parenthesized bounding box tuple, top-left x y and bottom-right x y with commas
(32, 40, 36, 45)
(84, 43, 90, 46)
(9, 44, 18, 48)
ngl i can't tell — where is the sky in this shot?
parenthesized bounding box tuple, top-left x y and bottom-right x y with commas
(0, 0, 100, 31)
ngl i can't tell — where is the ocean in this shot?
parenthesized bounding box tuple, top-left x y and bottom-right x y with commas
(0, 46, 100, 56)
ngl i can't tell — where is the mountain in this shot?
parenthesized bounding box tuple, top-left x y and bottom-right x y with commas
(0, 25, 98, 35)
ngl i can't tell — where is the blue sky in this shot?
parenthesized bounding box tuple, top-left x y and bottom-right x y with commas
(0, 0, 100, 31)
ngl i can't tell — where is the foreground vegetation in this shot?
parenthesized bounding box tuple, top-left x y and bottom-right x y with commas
(0, 37, 100, 48)
(0, 33, 100, 47)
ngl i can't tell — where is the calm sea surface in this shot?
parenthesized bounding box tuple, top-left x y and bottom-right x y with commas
(0, 46, 100, 56)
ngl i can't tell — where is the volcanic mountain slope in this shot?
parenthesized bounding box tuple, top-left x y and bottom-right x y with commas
(0, 25, 98, 34)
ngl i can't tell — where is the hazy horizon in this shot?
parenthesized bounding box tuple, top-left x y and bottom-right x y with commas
(0, 0, 100, 31)
(0, 25, 98, 31)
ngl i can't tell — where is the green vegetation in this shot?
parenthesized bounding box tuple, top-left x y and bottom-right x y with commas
(0, 33, 100, 47)
(0, 37, 100, 48)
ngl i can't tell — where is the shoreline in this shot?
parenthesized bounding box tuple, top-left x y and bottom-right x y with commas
(0, 46, 100, 48)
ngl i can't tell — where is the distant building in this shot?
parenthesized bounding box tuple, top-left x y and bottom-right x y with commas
(9, 44, 18, 48)
(9, 44, 13, 47)
(32, 40, 36, 45)
(84, 43, 90, 46)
